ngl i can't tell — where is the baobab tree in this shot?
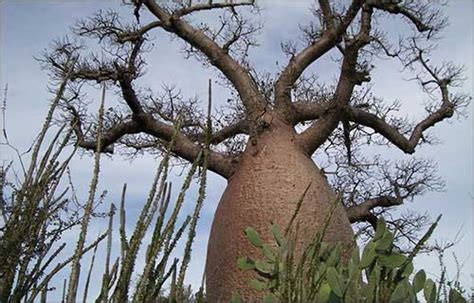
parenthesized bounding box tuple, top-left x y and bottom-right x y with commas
(42, 0, 469, 301)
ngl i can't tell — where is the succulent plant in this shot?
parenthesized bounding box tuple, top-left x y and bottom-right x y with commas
(235, 216, 467, 303)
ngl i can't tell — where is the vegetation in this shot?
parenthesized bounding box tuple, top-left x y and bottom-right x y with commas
(0, 81, 211, 302)
(235, 211, 468, 302)
(0, 80, 470, 302)
(1, 0, 471, 302)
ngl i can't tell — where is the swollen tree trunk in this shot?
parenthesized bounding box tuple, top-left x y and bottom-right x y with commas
(205, 117, 354, 302)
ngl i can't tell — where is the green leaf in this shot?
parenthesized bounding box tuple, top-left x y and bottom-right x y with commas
(237, 257, 255, 270)
(318, 282, 332, 302)
(245, 227, 263, 248)
(400, 261, 414, 278)
(365, 265, 381, 302)
(268, 278, 278, 290)
(449, 288, 467, 303)
(270, 224, 284, 246)
(424, 278, 437, 303)
(413, 270, 426, 293)
(389, 279, 409, 303)
(255, 260, 273, 274)
(343, 286, 356, 303)
(319, 242, 330, 257)
(351, 245, 360, 265)
(230, 294, 243, 303)
(375, 231, 394, 252)
(378, 252, 407, 269)
(360, 241, 377, 268)
(326, 246, 341, 267)
(248, 279, 269, 291)
(318, 261, 327, 277)
(362, 281, 375, 303)
(348, 259, 357, 277)
(262, 244, 276, 262)
(263, 294, 278, 303)
(326, 267, 344, 297)
(373, 218, 387, 241)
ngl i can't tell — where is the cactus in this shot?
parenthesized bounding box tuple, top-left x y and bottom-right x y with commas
(236, 217, 468, 303)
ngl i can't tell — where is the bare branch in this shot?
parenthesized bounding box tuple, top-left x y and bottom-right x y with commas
(274, 0, 364, 119)
(119, 79, 145, 116)
(173, 0, 255, 18)
(190, 119, 249, 145)
(346, 195, 402, 224)
(73, 10, 162, 44)
(72, 115, 141, 154)
(318, 0, 335, 31)
(298, 114, 340, 156)
(293, 101, 330, 123)
(369, 0, 447, 37)
(297, 6, 374, 155)
(291, 75, 334, 124)
(346, 78, 455, 154)
(42, 34, 147, 85)
(73, 112, 235, 178)
(143, 0, 266, 118)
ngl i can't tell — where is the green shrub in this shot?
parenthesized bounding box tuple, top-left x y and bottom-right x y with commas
(234, 216, 468, 303)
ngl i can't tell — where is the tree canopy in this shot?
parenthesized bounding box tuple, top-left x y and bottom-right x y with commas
(39, 0, 471, 248)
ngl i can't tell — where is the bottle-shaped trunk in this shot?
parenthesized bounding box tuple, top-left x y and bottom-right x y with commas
(205, 119, 354, 302)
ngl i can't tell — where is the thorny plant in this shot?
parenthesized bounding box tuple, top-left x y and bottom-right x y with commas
(0, 58, 104, 303)
(0, 74, 213, 302)
(234, 196, 469, 303)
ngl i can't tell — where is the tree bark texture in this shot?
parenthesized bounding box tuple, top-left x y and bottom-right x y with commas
(205, 116, 354, 302)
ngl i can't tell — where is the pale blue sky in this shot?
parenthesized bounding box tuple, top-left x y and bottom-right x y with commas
(1, 0, 472, 300)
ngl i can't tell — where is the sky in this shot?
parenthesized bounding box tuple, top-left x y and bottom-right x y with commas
(0, 0, 472, 300)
